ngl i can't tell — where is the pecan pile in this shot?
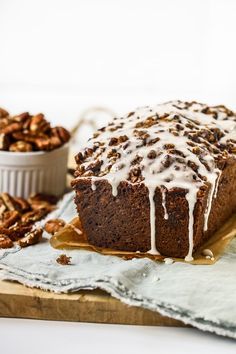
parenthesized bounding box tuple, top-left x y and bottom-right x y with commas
(0, 108, 70, 152)
(0, 192, 58, 249)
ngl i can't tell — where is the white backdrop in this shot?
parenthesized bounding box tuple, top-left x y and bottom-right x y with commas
(0, 0, 235, 129)
(1, 2, 236, 351)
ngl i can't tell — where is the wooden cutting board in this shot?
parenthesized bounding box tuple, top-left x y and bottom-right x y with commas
(0, 280, 184, 326)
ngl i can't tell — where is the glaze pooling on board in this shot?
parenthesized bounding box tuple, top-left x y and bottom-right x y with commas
(74, 101, 236, 261)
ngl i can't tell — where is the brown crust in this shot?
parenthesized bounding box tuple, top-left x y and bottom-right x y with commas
(74, 158, 236, 258)
(72, 101, 236, 258)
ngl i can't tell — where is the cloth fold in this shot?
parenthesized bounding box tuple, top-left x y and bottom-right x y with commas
(0, 192, 236, 339)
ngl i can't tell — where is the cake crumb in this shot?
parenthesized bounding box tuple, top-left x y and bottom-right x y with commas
(202, 248, 214, 258)
(164, 257, 174, 265)
(56, 254, 72, 265)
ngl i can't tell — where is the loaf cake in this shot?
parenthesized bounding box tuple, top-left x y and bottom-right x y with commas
(72, 101, 236, 261)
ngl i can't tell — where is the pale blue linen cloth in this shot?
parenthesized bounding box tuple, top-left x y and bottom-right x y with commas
(0, 192, 236, 339)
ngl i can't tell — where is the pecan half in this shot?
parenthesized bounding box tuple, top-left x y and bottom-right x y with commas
(1, 121, 22, 134)
(0, 193, 18, 211)
(12, 112, 30, 123)
(1, 210, 20, 228)
(9, 141, 33, 152)
(44, 219, 66, 235)
(0, 133, 10, 150)
(30, 114, 51, 133)
(28, 193, 58, 206)
(0, 107, 9, 118)
(14, 197, 31, 213)
(21, 209, 48, 224)
(0, 198, 7, 217)
(0, 234, 13, 249)
(8, 225, 33, 241)
(18, 227, 43, 247)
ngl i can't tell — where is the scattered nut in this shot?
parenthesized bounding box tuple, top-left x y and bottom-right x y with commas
(0, 192, 58, 246)
(56, 254, 71, 265)
(44, 219, 66, 235)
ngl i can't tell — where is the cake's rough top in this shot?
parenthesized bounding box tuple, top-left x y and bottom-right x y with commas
(73, 101, 236, 260)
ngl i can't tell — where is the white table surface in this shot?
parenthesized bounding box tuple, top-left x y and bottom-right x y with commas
(0, 318, 235, 354)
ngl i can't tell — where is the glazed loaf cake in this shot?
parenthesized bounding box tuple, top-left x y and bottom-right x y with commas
(72, 101, 236, 261)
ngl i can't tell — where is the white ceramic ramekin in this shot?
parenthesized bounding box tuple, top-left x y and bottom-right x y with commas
(0, 144, 69, 198)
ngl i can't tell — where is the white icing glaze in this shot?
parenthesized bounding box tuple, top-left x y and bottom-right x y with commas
(75, 101, 236, 260)
(203, 171, 219, 231)
(161, 187, 169, 220)
(185, 189, 196, 262)
(214, 171, 222, 199)
(147, 186, 160, 255)
(91, 180, 97, 191)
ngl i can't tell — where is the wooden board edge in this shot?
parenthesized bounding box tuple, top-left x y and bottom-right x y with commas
(0, 281, 185, 327)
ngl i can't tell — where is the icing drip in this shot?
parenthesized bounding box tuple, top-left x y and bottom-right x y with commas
(91, 179, 97, 191)
(204, 170, 221, 231)
(147, 187, 160, 255)
(75, 100, 236, 261)
(161, 188, 169, 220)
(214, 171, 222, 199)
(185, 189, 197, 262)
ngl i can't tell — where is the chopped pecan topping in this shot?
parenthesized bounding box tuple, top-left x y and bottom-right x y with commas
(161, 155, 174, 168)
(72, 101, 236, 188)
(127, 112, 135, 117)
(109, 137, 118, 146)
(147, 150, 157, 159)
